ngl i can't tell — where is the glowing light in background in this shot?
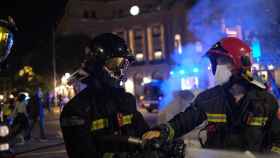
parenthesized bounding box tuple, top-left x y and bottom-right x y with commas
(124, 78, 135, 94)
(65, 73, 71, 79)
(142, 76, 152, 85)
(181, 77, 199, 90)
(174, 34, 183, 54)
(179, 70, 185, 75)
(61, 73, 71, 85)
(130, 5, 140, 16)
(9, 94, 14, 99)
(252, 63, 260, 71)
(159, 0, 280, 108)
(268, 64, 274, 70)
(154, 51, 163, 59)
(225, 28, 238, 37)
(251, 38, 262, 60)
(136, 53, 144, 61)
(181, 78, 192, 90)
(195, 41, 203, 52)
(193, 67, 199, 73)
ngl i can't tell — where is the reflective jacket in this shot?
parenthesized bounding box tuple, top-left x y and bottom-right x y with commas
(167, 83, 280, 154)
(60, 78, 149, 158)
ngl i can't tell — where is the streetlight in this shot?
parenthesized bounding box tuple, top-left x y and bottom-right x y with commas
(130, 5, 140, 16)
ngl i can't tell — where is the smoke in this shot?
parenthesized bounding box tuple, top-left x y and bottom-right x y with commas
(189, 0, 280, 48)
(159, 0, 280, 108)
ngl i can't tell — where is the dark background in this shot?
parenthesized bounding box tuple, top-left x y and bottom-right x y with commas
(2, 0, 68, 55)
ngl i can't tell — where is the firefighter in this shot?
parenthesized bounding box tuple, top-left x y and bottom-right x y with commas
(143, 37, 280, 155)
(60, 33, 149, 158)
(0, 15, 17, 122)
(0, 15, 17, 157)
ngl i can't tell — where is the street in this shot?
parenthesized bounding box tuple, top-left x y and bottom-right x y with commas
(15, 111, 67, 158)
(13, 108, 278, 158)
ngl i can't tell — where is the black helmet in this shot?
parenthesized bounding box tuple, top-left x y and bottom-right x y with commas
(0, 16, 17, 63)
(82, 33, 135, 87)
(85, 33, 134, 64)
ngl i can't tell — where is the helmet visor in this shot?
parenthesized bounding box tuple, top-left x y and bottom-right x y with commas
(0, 26, 14, 62)
(104, 57, 130, 80)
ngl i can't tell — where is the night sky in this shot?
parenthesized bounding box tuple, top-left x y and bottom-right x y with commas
(0, 0, 68, 76)
(2, 0, 68, 55)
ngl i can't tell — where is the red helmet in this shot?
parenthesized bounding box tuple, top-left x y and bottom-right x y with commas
(205, 37, 252, 74)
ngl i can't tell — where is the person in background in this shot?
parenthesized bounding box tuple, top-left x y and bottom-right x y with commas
(35, 87, 47, 141)
(11, 93, 30, 145)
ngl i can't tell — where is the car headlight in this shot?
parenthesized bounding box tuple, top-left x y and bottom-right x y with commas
(0, 125, 9, 137)
(0, 143, 9, 151)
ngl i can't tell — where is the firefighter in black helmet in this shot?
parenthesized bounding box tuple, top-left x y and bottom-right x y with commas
(0, 15, 17, 157)
(60, 33, 149, 158)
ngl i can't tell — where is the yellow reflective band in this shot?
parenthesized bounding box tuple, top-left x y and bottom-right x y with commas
(122, 114, 133, 125)
(271, 146, 280, 154)
(103, 153, 114, 158)
(167, 123, 175, 141)
(247, 117, 268, 126)
(0, 26, 9, 44)
(207, 118, 227, 123)
(91, 118, 109, 131)
(207, 113, 227, 123)
(206, 113, 226, 117)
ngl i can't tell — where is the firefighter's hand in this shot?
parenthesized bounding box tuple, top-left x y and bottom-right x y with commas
(142, 130, 161, 140)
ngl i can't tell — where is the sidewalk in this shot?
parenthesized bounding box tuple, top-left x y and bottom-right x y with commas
(14, 110, 65, 155)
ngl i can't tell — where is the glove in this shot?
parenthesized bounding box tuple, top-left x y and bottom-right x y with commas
(142, 124, 173, 149)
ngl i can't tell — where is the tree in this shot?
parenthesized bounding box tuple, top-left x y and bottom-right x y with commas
(16, 33, 91, 92)
(14, 66, 46, 94)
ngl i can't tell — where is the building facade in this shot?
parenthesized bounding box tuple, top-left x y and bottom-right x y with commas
(58, 0, 195, 96)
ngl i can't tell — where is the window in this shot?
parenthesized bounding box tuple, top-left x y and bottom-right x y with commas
(147, 24, 165, 61)
(152, 25, 164, 60)
(135, 53, 144, 62)
(174, 34, 182, 54)
(133, 28, 145, 63)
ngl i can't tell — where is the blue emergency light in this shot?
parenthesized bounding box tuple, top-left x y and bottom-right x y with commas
(251, 38, 261, 59)
(193, 67, 199, 73)
(179, 70, 185, 75)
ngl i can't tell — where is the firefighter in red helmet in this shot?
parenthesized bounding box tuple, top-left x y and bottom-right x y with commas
(143, 37, 280, 155)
